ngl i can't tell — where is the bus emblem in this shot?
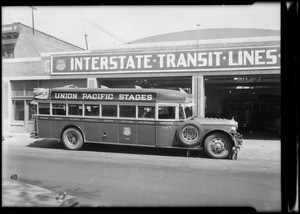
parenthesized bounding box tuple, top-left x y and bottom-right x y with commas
(56, 59, 66, 71)
(123, 127, 131, 136)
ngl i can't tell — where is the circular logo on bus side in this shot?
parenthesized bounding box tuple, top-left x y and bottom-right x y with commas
(123, 127, 131, 136)
(56, 59, 66, 71)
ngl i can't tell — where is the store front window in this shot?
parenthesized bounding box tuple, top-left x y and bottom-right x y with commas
(12, 100, 24, 121)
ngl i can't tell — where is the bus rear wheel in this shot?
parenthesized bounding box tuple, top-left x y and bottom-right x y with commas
(62, 128, 83, 150)
(204, 132, 232, 159)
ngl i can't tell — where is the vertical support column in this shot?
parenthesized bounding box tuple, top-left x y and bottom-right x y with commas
(87, 78, 98, 88)
(198, 74, 205, 117)
(192, 74, 205, 117)
(2, 80, 12, 134)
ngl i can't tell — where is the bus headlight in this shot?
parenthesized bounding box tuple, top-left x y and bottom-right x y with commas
(230, 126, 237, 132)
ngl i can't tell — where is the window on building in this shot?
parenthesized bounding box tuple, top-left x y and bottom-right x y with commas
(2, 44, 15, 59)
(11, 81, 38, 97)
(12, 100, 24, 121)
(39, 79, 87, 88)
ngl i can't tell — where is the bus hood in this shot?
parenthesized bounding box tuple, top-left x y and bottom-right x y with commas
(191, 116, 238, 127)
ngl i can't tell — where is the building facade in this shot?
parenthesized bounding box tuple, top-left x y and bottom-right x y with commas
(2, 23, 280, 134)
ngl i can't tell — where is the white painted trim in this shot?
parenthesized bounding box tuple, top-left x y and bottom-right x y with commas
(47, 45, 280, 58)
(50, 66, 281, 76)
(116, 36, 280, 49)
(40, 36, 280, 57)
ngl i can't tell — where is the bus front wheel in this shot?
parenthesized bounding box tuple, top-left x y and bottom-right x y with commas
(62, 128, 83, 150)
(203, 132, 232, 159)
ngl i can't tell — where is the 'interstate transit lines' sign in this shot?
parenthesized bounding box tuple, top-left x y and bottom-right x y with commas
(51, 46, 280, 74)
(51, 91, 157, 102)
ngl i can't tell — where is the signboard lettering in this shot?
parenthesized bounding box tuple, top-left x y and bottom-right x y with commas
(51, 91, 156, 102)
(51, 47, 280, 74)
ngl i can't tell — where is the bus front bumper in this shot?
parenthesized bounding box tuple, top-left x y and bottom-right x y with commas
(230, 131, 243, 160)
(30, 131, 39, 139)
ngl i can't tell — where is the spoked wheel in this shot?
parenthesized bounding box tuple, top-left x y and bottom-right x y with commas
(204, 133, 232, 159)
(176, 121, 203, 147)
(182, 125, 199, 142)
(62, 128, 83, 150)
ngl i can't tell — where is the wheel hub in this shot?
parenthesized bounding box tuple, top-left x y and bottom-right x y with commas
(182, 126, 198, 142)
(211, 139, 225, 153)
(68, 134, 77, 145)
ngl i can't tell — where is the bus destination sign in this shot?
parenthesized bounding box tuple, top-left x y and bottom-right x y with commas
(51, 91, 157, 102)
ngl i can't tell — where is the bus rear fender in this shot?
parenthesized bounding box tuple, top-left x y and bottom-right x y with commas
(60, 125, 86, 143)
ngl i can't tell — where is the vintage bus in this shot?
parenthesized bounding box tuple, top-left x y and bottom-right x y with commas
(30, 86, 242, 159)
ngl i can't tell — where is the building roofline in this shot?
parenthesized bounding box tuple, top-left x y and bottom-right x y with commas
(5, 22, 85, 51)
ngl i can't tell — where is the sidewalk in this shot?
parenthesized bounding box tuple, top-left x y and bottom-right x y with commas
(3, 132, 30, 139)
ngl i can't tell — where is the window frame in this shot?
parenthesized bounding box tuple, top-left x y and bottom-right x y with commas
(52, 103, 67, 116)
(119, 104, 137, 119)
(156, 103, 178, 121)
(11, 99, 25, 122)
(137, 105, 156, 120)
(101, 104, 118, 118)
(67, 103, 83, 117)
(83, 104, 100, 118)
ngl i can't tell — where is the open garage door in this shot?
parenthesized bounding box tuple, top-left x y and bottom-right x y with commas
(204, 75, 281, 137)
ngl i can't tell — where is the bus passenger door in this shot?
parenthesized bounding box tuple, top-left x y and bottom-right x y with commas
(155, 105, 180, 147)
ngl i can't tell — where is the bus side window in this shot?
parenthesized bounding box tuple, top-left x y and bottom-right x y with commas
(68, 104, 83, 116)
(120, 105, 136, 118)
(38, 103, 50, 115)
(179, 106, 185, 120)
(85, 105, 99, 116)
(52, 103, 66, 116)
(102, 105, 117, 117)
(158, 106, 175, 119)
(138, 106, 155, 119)
(184, 107, 193, 118)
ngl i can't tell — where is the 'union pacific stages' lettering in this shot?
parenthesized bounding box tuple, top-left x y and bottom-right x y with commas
(119, 94, 153, 101)
(52, 92, 155, 102)
(54, 93, 77, 99)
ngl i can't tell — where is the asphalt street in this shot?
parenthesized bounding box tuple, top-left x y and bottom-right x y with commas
(2, 134, 281, 211)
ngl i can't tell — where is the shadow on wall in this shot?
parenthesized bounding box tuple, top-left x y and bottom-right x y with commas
(240, 130, 281, 140)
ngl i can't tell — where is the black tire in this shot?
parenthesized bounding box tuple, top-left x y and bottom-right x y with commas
(204, 132, 233, 159)
(62, 128, 83, 150)
(176, 121, 203, 147)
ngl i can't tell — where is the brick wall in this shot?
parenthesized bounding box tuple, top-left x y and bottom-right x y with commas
(2, 59, 48, 77)
(13, 23, 83, 58)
